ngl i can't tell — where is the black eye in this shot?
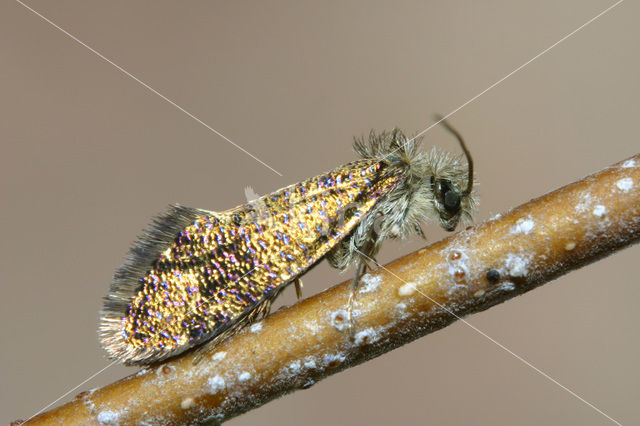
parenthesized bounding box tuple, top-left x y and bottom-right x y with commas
(443, 190, 460, 214)
(432, 178, 461, 215)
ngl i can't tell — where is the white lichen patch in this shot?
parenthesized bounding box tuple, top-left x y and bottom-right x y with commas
(510, 217, 535, 235)
(398, 282, 417, 297)
(303, 357, 317, 369)
(395, 302, 409, 320)
(621, 159, 637, 168)
(616, 177, 633, 192)
(354, 328, 380, 346)
(97, 410, 120, 424)
(288, 360, 302, 375)
(323, 353, 346, 367)
(446, 282, 467, 296)
(593, 205, 606, 217)
(304, 319, 321, 334)
(359, 273, 382, 294)
(330, 309, 349, 331)
(575, 193, 593, 213)
(238, 371, 252, 382)
(212, 351, 227, 362)
(505, 254, 529, 277)
(498, 281, 516, 291)
(83, 394, 96, 412)
(181, 397, 196, 410)
(249, 322, 263, 333)
(207, 375, 226, 394)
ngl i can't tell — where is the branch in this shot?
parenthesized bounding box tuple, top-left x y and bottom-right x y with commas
(22, 154, 640, 425)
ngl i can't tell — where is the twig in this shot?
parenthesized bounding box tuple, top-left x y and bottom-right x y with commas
(22, 154, 640, 425)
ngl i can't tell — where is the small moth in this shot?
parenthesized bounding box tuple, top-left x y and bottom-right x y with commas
(100, 118, 476, 365)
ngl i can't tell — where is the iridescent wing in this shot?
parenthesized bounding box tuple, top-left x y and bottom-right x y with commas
(100, 159, 404, 364)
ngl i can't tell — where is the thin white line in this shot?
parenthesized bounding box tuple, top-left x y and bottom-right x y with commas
(389, 0, 624, 158)
(22, 360, 118, 424)
(15, 0, 283, 177)
(354, 249, 622, 425)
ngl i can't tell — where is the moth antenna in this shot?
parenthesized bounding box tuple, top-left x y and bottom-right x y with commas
(433, 114, 474, 196)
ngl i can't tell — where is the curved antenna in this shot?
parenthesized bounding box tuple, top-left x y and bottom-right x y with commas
(433, 114, 474, 195)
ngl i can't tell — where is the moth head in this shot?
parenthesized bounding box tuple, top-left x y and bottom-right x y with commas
(430, 115, 474, 232)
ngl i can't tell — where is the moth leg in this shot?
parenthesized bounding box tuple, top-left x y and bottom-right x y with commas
(346, 257, 367, 339)
(293, 278, 303, 300)
(193, 340, 215, 365)
(362, 257, 377, 273)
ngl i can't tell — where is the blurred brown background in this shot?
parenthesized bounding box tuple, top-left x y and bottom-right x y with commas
(1, 1, 638, 424)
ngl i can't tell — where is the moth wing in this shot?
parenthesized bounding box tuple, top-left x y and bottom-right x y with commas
(100, 159, 403, 364)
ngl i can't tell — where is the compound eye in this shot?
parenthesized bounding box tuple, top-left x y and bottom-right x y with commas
(443, 190, 461, 214)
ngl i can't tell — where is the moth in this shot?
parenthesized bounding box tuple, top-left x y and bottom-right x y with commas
(100, 118, 476, 365)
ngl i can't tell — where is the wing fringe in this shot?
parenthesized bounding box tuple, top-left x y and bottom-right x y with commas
(99, 204, 207, 362)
